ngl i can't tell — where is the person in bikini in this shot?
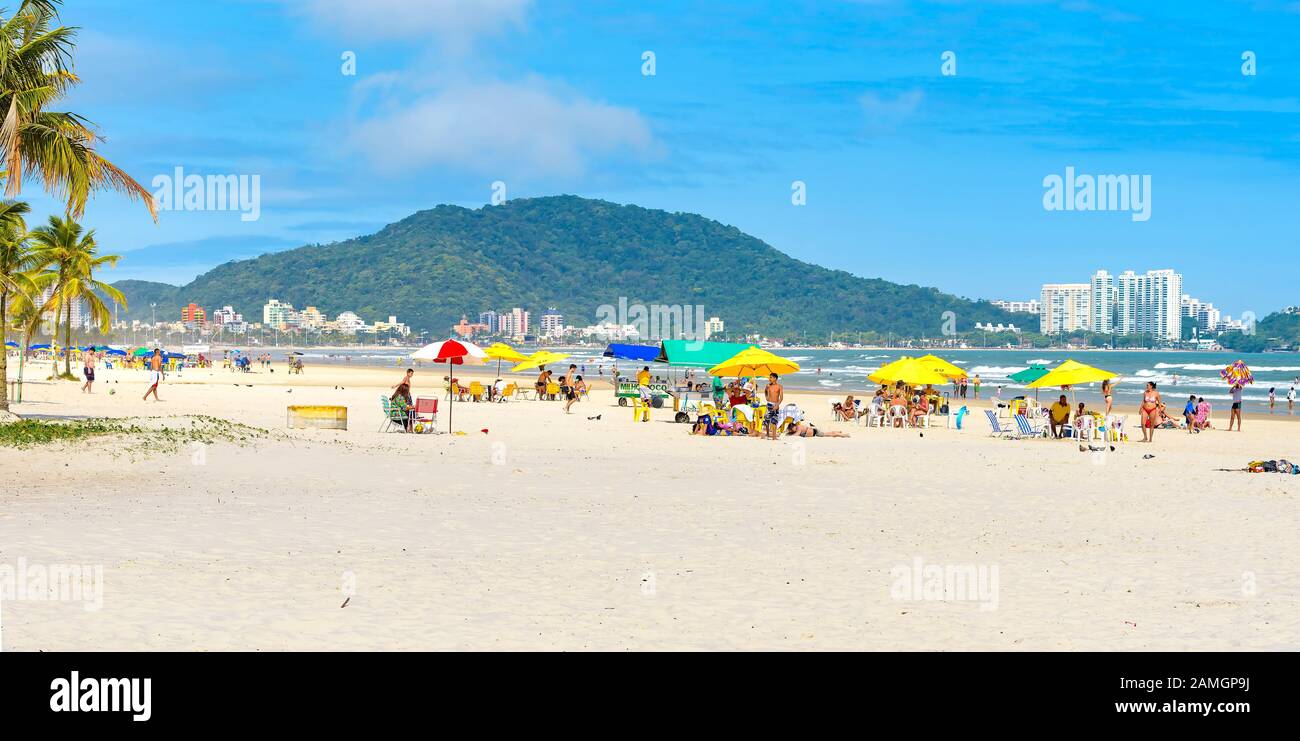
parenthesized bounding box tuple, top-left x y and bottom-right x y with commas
(565, 375, 586, 414)
(1139, 381, 1162, 442)
(787, 420, 850, 438)
(1101, 378, 1117, 417)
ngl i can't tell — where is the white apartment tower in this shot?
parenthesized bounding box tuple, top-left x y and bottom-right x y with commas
(1090, 270, 1117, 334)
(1039, 284, 1091, 334)
(1117, 270, 1182, 340)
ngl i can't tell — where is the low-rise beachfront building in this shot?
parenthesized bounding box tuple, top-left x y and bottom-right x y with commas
(374, 316, 410, 337)
(298, 306, 327, 330)
(705, 316, 725, 338)
(263, 299, 298, 329)
(333, 311, 367, 335)
(991, 300, 1040, 315)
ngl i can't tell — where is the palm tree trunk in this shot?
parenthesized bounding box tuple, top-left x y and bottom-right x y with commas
(63, 298, 72, 376)
(0, 292, 8, 411)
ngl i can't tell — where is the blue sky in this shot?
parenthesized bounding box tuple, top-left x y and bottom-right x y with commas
(26, 0, 1300, 317)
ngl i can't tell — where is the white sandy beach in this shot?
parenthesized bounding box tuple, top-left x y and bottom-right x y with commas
(2, 360, 1297, 650)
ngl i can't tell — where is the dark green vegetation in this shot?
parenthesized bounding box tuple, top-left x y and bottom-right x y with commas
(1218, 311, 1300, 352)
(114, 196, 1030, 338)
(0, 415, 266, 451)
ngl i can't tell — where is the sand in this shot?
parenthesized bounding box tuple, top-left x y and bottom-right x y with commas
(1, 358, 1297, 650)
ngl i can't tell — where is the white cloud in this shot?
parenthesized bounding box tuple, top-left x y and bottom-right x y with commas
(349, 79, 655, 178)
(299, 0, 529, 45)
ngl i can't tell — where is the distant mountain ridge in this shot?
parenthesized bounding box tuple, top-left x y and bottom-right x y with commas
(112, 195, 1029, 339)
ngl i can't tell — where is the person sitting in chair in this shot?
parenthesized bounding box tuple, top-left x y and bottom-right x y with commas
(1048, 395, 1072, 438)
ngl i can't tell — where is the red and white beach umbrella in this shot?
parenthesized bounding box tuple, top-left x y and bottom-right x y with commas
(410, 339, 486, 432)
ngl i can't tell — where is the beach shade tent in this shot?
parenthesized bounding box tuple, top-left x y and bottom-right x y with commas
(654, 340, 754, 369)
(4, 341, 17, 348)
(1008, 364, 1051, 399)
(29, 343, 52, 350)
(105, 348, 127, 356)
(868, 356, 951, 387)
(1220, 359, 1254, 389)
(1026, 359, 1117, 407)
(708, 347, 801, 378)
(915, 354, 968, 378)
(410, 339, 487, 433)
(483, 342, 529, 376)
(602, 343, 661, 363)
(131, 347, 153, 357)
(510, 350, 571, 373)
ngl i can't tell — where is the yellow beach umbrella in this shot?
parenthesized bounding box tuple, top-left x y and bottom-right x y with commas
(483, 342, 529, 375)
(868, 357, 950, 387)
(510, 351, 571, 373)
(708, 347, 800, 377)
(1026, 359, 1116, 388)
(916, 353, 967, 378)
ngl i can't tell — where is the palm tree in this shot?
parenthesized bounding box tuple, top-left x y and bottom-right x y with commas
(29, 214, 124, 376)
(0, 199, 34, 409)
(0, 0, 155, 220)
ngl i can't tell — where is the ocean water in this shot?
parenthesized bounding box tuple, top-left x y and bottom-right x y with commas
(261, 346, 1299, 411)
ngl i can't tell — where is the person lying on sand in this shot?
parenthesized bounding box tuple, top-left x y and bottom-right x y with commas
(787, 421, 850, 438)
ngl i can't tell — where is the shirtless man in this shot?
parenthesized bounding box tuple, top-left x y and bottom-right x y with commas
(764, 373, 784, 439)
(143, 348, 163, 401)
(80, 349, 96, 393)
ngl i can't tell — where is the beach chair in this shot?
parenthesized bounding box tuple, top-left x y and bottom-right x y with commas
(514, 383, 534, 401)
(412, 397, 438, 432)
(469, 381, 485, 402)
(545, 382, 560, 400)
(497, 383, 517, 402)
(380, 396, 411, 433)
(985, 409, 1018, 438)
(1013, 414, 1045, 438)
(631, 396, 651, 422)
(886, 406, 908, 429)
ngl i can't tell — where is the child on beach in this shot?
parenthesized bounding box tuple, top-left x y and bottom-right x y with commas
(1268, 388, 1276, 414)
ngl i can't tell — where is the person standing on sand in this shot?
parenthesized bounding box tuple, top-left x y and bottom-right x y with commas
(80, 349, 96, 393)
(143, 348, 163, 401)
(1101, 378, 1117, 417)
(1227, 384, 1244, 431)
(565, 375, 586, 414)
(763, 373, 784, 440)
(972, 374, 981, 398)
(1139, 381, 1162, 442)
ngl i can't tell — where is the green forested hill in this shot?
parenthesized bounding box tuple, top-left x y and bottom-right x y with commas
(115, 196, 1027, 338)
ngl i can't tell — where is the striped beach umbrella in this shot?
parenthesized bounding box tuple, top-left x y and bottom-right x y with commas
(1220, 359, 1253, 389)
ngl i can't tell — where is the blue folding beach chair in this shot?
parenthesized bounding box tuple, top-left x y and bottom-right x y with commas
(1013, 414, 1046, 438)
(985, 409, 1018, 438)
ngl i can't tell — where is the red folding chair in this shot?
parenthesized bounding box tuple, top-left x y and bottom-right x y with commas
(413, 397, 438, 433)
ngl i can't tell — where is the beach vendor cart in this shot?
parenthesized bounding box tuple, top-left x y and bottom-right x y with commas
(602, 343, 670, 407)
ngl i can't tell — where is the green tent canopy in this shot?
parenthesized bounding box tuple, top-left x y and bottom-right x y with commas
(654, 340, 755, 369)
(1008, 365, 1050, 384)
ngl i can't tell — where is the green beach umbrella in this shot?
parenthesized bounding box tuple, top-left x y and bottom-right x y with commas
(1008, 365, 1050, 384)
(1009, 364, 1050, 399)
